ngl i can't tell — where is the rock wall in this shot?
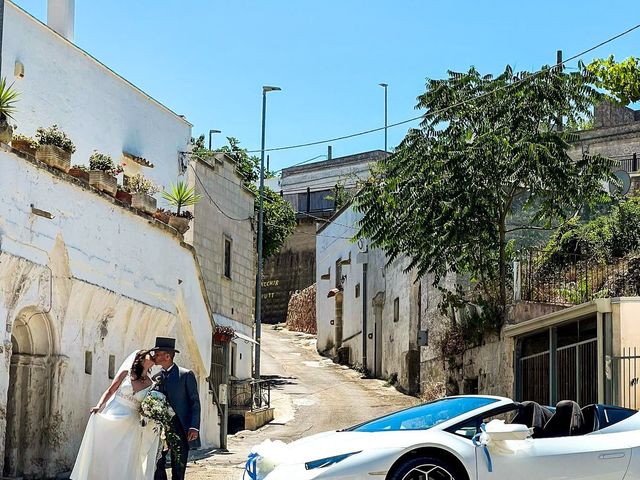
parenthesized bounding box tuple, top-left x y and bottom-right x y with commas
(286, 284, 317, 334)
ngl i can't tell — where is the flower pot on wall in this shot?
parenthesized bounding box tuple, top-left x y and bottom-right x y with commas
(0, 124, 13, 144)
(131, 193, 157, 215)
(11, 139, 37, 157)
(68, 167, 89, 182)
(89, 170, 118, 196)
(116, 189, 132, 205)
(168, 216, 190, 234)
(153, 209, 170, 224)
(36, 144, 71, 173)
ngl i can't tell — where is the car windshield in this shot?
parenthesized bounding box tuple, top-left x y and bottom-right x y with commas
(347, 397, 499, 432)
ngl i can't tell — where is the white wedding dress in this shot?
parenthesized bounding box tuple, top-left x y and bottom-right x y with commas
(70, 374, 160, 480)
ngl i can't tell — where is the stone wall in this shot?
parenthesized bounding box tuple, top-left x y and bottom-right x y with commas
(0, 148, 219, 477)
(286, 284, 317, 334)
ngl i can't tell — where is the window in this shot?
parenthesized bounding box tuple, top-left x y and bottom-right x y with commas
(335, 259, 343, 288)
(85, 351, 93, 375)
(224, 237, 232, 279)
(230, 342, 237, 378)
(394, 297, 400, 322)
(108, 355, 116, 379)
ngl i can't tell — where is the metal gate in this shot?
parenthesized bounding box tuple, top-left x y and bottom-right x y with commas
(557, 339, 597, 406)
(610, 347, 640, 410)
(520, 351, 550, 405)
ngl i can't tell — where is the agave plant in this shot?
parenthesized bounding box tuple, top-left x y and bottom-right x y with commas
(0, 78, 19, 125)
(162, 181, 202, 215)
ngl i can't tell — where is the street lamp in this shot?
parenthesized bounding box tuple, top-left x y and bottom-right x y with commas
(255, 85, 281, 381)
(209, 129, 221, 150)
(379, 83, 388, 152)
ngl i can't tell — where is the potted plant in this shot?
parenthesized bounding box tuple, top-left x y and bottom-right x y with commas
(162, 181, 202, 234)
(214, 325, 235, 343)
(128, 173, 161, 214)
(35, 125, 75, 172)
(88, 152, 122, 196)
(11, 133, 38, 156)
(69, 164, 90, 182)
(0, 78, 19, 144)
(153, 208, 171, 224)
(115, 185, 132, 205)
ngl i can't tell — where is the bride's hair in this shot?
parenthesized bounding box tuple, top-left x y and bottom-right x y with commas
(130, 350, 150, 380)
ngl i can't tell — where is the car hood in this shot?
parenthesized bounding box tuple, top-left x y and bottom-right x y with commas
(269, 429, 450, 466)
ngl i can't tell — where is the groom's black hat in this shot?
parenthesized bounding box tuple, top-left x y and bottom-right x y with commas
(151, 336, 180, 353)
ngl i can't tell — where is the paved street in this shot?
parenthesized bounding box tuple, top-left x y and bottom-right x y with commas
(184, 325, 418, 479)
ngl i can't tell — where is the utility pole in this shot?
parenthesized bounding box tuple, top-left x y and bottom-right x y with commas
(209, 129, 221, 150)
(255, 86, 281, 381)
(0, 0, 5, 79)
(556, 50, 563, 132)
(379, 83, 388, 152)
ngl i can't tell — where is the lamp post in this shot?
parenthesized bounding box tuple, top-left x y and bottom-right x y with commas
(209, 129, 221, 150)
(255, 85, 281, 381)
(379, 83, 388, 152)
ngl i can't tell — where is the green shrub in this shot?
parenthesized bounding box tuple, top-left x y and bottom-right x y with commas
(35, 125, 75, 153)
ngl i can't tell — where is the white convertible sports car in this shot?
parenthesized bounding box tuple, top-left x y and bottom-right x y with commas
(245, 395, 640, 480)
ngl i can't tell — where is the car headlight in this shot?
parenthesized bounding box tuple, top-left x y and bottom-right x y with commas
(304, 451, 362, 470)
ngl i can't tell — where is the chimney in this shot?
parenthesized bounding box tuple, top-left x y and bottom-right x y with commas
(48, 0, 75, 41)
(327, 145, 332, 161)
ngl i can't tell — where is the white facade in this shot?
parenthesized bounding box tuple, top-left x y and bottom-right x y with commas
(0, 148, 219, 477)
(2, 1, 191, 194)
(315, 205, 424, 393)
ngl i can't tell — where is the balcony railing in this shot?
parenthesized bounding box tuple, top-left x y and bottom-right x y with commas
(516, 250, 640, 305)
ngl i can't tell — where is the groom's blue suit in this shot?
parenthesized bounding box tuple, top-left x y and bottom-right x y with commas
(154, 363, 201, 480)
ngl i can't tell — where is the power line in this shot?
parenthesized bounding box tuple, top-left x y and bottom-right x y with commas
(241, 22, 640, 155)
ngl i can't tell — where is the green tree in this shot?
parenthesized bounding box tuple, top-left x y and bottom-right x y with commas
(200, 136, 296, 259)
(356, 65, 616, 319)
(587, 56, 640, 106)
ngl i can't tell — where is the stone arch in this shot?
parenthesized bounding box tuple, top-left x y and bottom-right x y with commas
(4, 307, 56, 479)
(11, 307, 55, 356)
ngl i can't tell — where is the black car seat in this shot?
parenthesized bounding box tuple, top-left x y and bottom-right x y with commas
(512, 401, 554, 438)
(574, 404, 600, 435)
(542, 400, 584, 438)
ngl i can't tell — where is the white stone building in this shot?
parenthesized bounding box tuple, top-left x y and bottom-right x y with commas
(316, 204, 437, 395)
(0, 1, 255, 477)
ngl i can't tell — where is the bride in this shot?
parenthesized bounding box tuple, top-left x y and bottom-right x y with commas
(71, 350, 160, 480)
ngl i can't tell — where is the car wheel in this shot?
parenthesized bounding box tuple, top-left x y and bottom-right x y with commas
(388, 455, 463, 480)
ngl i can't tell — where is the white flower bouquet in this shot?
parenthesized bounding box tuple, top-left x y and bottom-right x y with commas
(140, 391, 182, 464)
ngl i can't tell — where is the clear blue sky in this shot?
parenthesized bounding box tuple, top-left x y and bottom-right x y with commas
(12, 0, 640, 172)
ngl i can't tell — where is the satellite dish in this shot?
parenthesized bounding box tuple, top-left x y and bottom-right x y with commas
(609, 170, 631, 196)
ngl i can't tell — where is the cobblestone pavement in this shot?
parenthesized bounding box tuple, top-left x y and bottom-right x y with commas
(183, 325, 418, 479)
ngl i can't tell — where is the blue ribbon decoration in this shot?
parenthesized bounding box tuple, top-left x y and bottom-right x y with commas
(472, 423, 493, 473)
(243, 452, 260, 480)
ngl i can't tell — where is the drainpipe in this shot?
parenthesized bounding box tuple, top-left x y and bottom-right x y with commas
(0, 0, 5, 79)
(362, 263, 368, 374)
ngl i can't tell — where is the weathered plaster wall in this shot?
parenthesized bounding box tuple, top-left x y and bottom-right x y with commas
(2, 1, 191, 194)
(0, 149, 218, 477)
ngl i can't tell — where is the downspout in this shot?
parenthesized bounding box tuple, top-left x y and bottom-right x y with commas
(362, 262, 368, 374)
(0, 0, 4, 79)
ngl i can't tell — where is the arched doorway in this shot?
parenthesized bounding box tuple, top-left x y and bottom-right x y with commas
(4, 308, 54, 479)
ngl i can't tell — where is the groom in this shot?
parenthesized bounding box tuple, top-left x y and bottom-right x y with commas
(152, 337, 201, 480)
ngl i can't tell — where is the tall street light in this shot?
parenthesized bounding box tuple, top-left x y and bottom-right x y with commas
(209, 129, 221, 150)
(255, 85, 281, 381)
(379, 83, 388, 152)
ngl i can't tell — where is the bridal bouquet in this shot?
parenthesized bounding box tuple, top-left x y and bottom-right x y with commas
(140, 391, 182, 463)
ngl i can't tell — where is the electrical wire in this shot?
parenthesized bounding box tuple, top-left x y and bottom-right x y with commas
(240, 22, 640, 155)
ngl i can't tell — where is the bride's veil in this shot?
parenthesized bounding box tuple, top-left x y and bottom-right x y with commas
(102, 349, 141, 410)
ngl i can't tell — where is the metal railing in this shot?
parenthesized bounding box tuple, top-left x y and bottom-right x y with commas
(229, 379, 272, 411)
(619, 153, 639, 174)
(610, 347, 640, 410)
(517, 251, 640, 305)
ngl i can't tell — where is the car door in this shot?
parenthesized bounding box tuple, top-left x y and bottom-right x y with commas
(476, 432, 631, 480)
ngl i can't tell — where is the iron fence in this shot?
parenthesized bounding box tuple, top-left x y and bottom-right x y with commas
(229, 379, 272, 411)
(610, 347, 640, 410)
(517, 251, 640, 305)
(618, 153, 639, 174)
